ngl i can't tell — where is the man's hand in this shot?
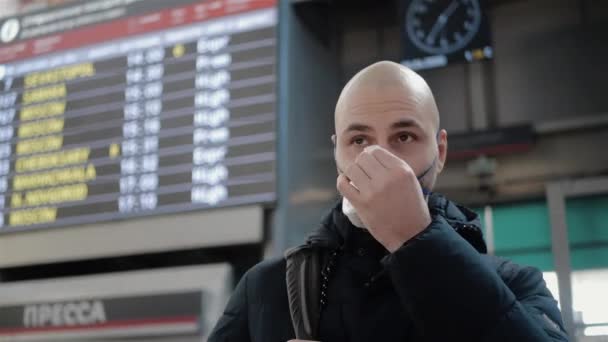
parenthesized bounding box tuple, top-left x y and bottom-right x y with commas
(337, 145, 432, 252)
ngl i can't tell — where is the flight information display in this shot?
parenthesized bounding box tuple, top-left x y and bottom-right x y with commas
(0, 0, 277, 233)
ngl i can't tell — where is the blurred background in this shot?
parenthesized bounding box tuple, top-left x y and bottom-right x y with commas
(0, 0, 606, 340)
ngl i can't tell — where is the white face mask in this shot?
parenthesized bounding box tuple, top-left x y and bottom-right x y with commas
(342, 196, 367, 229)
(340, 163, 435, 229)
(336, 146, 438, 229)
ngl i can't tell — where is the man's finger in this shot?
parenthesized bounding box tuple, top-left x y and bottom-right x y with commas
(337, 173, 360, 202)
(366, 145, 404, 169)
(343, 162, 371, 193)
(356, 149, 385, 179)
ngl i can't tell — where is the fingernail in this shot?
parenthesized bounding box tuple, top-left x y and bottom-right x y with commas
(365, 145, 380, 151)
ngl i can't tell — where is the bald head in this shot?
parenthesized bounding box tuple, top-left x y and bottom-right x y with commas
(332, 61, 448, 189)
(335, 61, 440, 134)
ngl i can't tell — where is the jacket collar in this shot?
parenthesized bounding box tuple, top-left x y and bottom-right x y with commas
(304, 193, 487, 254)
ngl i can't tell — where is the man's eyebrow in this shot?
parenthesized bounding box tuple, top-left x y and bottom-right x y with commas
(390, 119, 422, 130)
(342, 123, 373, 134)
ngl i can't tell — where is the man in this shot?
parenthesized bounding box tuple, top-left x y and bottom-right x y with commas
(208, 61, 568, 342)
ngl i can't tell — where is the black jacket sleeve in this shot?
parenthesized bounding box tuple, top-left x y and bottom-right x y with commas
(207, 269, 251, 342)
(382, 216, 569, 342)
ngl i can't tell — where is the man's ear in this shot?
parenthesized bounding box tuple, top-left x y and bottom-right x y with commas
(331, 134, 336, 146)
(436, 129, 448, 174)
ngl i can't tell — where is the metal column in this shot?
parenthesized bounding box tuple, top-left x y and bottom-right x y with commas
(546, 182, 575, 341)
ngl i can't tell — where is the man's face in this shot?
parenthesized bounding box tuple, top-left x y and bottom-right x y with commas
(333, 78, 447, 190)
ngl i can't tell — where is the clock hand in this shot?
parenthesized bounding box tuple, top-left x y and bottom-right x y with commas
(425, 0, 461, 45)
(443, 0, 461, 18)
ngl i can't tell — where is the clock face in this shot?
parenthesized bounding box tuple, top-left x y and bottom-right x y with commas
(406, 0, 482, 55)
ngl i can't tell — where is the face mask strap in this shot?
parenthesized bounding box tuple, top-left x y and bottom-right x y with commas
(418, 129, 441, 196)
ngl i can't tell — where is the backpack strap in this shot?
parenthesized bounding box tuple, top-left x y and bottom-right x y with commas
(284, 245, 326, 340)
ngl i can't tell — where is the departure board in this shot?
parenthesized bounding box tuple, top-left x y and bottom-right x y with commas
(0, 0, 277, 233)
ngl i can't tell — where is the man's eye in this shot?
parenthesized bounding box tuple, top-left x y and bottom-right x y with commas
(353, 137, 366, 145)
(398, 133, 412, 143)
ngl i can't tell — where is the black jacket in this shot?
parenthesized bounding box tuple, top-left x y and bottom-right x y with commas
(209, 194, 568, 341)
